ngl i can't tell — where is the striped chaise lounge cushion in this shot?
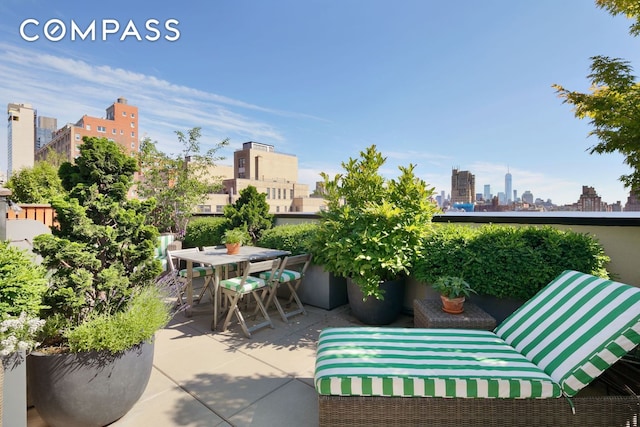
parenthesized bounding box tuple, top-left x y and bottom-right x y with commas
(315, 327, 561, 398)
(495, 270, 640, 396)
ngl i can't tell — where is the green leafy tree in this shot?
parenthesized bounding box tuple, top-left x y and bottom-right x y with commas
(33, 137, 161, 347)
(6, 161, 65, 203)
(224, 185, 274, 244)
(137, 127, 228, 236)
(553, 0, 640, 191)
(312, 145, 440, 299)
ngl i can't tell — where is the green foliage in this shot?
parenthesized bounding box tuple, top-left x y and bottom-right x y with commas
(224, 185, 274, 243)
(431, 276, 475, 299)
(33, 137, 164, 352)
(413, 224, 610, 300)
(222, 227, 250, 245)
(312, 145, 440, 299)
(256, 223, 318, 255)
(183, 216, 230, 248)
(6, 161, 66, 203)
(136, 127, 228, 236)
(0, 241, 48, 318)
(65, 285, 171, 354)
(553, 1, 640, 191)
(59, 136, 138, 202)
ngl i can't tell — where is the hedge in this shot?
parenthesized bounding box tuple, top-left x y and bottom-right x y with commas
(412, 224, 610, 300)
(183, 217, 230, 248)
(256, 223, 318, 256)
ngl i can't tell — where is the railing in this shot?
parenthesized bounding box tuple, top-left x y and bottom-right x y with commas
(272, 211, 640, 287)
(6, 204, 57, 227)
(10, 207, 639, 286)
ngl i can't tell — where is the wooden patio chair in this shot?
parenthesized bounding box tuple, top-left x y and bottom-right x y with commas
(219, 258, 281, 338)
(166, 247, 215, 305)
(261, 253, 312, 323)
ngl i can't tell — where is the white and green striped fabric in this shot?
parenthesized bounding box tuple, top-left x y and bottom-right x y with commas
(315, 327, 561, 398)
(495, 270, 640, 397)
(220, 276, 266, 293)
(259, 269, 301, 283)
(178, 266, 214, 278)
(154, 234, 175, 271)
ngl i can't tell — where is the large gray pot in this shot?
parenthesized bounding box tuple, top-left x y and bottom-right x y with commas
(27, 340, 154, 427)
(347, 278, 405, 325)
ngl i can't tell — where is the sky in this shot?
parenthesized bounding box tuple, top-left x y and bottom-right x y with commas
(0, 0, 639, 206)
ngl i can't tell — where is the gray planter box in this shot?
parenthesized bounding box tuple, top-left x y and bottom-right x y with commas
(3, 351, 27, 427)
(292, 264, 348, 310)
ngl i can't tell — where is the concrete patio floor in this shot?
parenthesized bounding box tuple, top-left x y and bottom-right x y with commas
(27, 284, 413, 427)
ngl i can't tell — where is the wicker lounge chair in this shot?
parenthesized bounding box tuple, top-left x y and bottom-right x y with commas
(314, 270, 640, 426)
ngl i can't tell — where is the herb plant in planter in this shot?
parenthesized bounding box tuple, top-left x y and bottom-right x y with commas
(312, 145, 440, 324)
(431, 276, 476, 314)
(29, 137, 171, 427)
(223, 227, 248, 254)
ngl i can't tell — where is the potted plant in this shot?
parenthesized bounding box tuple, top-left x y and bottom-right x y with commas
(223, 227, 248, 254)
(28, 137, 172, 427)
(432, 276, 476, 314)
(0, 241, 48, 427)
(312, 145, 440, 324)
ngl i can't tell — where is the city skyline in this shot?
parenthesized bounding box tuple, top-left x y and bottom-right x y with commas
(1, 1, 639, 205)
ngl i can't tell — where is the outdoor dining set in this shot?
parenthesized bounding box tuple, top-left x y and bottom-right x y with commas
(165, 245, 312, 338)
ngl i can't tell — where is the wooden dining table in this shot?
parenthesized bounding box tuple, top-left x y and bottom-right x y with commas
(171, 245, 290, 330)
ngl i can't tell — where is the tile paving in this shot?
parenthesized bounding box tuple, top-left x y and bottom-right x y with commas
(27, 282, 413, 427)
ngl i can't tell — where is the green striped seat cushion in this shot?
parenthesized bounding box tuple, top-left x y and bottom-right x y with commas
(494, 270, 640, 397)
(221, 276, 266, 293)
(315, 327, 560, 398)
(259, 269, 301, 283)
(178, 266, 214, 278)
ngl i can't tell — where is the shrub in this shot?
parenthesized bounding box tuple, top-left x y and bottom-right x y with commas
(0, 241, 48, 318)
(183, 216, 230, 248)
(413, 224, 610, 300)
(256, 223, 318, 255)
(65, 285, 172, 353)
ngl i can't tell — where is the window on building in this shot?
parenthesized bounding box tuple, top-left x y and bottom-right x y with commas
(97, 126, 106, 133)
(122, 111, 127, 116)
(75, 134, 80, 140)
(278, 188, 281, 199)
(216, 205, 225, 213)
(290, 189, 294, 199)
(276, 206, 280, 213)
(131, 113, 135, 118)
(131, 131, 135, 137)
(238, 158, 245, 168)
(86, 125, 91, 130)
(266, 188, 270, 199)
(131, 122, 135, 128)
(112, 129, 116, 134)
(131, 142, 135, 148)
(196, 205, 212, 213)
(272, 188, 276, 199)
(120, 130, 124, 135)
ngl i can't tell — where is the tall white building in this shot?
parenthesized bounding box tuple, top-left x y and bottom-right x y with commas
(505, 171, 513, 204)
(483, 184, 491, 201)
(7, 103, 36, 179)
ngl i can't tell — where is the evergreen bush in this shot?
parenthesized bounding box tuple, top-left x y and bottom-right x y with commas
(413, 224, 610, 300)
(256, 223, 318, 255)
(183, 216, 230, 248)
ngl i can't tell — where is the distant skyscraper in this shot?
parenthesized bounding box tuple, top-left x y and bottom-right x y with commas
(451, 168, 475, 204)
(36, 116, 57, 151)
(522, 190, 534, 204)
(505, 171, 513, 204)
(7, 103, 35, 179)
(483, 184, 491, 201)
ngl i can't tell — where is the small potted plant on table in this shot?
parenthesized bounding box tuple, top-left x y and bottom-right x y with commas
(432, 276, 476, 314)
(223, 228, 248, 254)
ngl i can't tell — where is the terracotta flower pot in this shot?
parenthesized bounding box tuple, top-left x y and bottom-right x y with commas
(225, 243, 241, 255)
(441, 295, 465, 314)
